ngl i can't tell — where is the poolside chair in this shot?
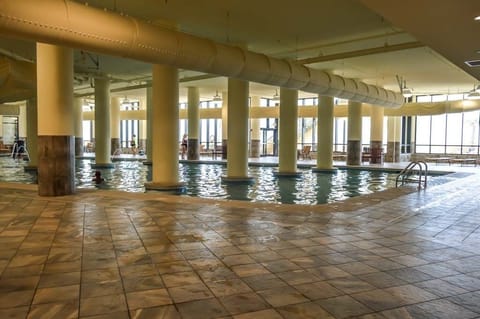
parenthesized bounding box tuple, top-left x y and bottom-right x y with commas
(299, 145, 312, 160)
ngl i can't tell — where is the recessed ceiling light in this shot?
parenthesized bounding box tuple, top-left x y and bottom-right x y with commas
(475, 15, 480, 21)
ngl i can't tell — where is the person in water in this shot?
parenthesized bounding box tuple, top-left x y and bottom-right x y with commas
(93, 171, 105, 184)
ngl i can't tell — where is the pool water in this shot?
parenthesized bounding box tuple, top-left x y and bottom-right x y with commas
(0, 156, 441, 205)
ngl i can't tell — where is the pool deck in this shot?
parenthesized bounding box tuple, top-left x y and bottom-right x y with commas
(1, 156, 480, 318)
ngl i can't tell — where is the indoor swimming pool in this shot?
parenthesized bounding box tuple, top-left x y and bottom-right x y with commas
(0, 156, 454, 205)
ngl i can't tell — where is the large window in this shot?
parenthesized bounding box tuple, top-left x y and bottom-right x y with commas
(334, 117, 347, 152)
(415, 111, 480, 155)
(120, 100, 139, 148)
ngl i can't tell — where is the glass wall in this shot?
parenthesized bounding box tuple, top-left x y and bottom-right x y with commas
(199, 100, 222, 150)
(120, 100, 139, 148)
(414, 94, 480, 154)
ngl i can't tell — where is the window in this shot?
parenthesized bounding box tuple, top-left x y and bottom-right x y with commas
(415, 111, 480, 154)
(401, 116, 412, 153)
(334, 117, 347, 152)
(415, 116, 431, 153)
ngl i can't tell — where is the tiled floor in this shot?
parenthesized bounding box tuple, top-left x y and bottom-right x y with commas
(1, 165, 480, 318)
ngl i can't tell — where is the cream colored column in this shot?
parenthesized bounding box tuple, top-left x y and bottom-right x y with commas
(221, 91, 228, 159)
(249, 96, 261, 158)
(73, 97, 83, 156)
(145, 85, 153, 163)
(25, 98, 38, 170)
(370, 105, 384, 164)
(138, 96, 146, 150)
(110, 96, 120, 155)
(277, 88, 299, 176)
(314, 95, 336, 172)
(223, 78, 253, 182)
(36, 43, 75, 196)
(187, 86, 200, 160)
(347, 100, 362, 165)
(94, 78, 113, 167)
(145, 64, 183, 190)
(386, 116, 402, 162)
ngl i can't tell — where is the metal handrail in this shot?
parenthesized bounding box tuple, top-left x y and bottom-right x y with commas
(396, 161, 428, 189)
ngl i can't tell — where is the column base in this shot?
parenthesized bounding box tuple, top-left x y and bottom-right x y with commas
(312, 167, 338, 173)
(221, 176, 255, 184)
(38, 135, 75, 196)
(91, 163, 115, 169)
(274, 171, 302, 178)
(145, 182, 185, 193)
(347, 140, 361, 165)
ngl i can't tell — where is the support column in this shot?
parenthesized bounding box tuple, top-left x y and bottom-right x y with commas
(93, 78, 113, 168)
(36, 43, 75, 196)
(223, 78, 253, 183)
(25, 98, 38, 171)
(145, 64, 183, 191)
(110, 96, 120, 155)
(187, 86, 200, 160)
(347, 100, 362, 165)
(386, 116, 402, 162)
(249, 96, 261, 158)
(314, 95, 336, 172)
(139, 96, 147, 152)
(144, 85, 153, 164)
(221, 91, 228, 159)
(370, 105, 384, 164)
(277, 88, 299, 176)
(73, 97, 83, 156)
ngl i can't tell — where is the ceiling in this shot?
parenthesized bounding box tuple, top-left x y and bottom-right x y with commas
(1, 0, 479, 103)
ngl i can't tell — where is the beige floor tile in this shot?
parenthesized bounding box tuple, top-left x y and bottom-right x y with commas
(277, 301, 335, 319)
(126, 288, 172, 310)
(80, 294, 127, 317)
(28, 301, 78, 319)
(258, 286, 309, 307)
(33, 284, 80, 304)
(130, 305, 181, 319)
(162, 271, 202, 287)
(176, 298, 229, 319)
(232, 309, 283, 319)
(206, 278, 253, 297)
(168, 283, 213, 303)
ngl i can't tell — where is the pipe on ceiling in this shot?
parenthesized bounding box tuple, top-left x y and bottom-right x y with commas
(0, 0, 404, 107)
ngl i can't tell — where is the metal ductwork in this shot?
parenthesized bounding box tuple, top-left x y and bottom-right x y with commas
(0, 0, 404, 107)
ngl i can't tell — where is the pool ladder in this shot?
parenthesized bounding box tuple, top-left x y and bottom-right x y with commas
(395, 161, 428, 189)
(11, 142, 30, 161)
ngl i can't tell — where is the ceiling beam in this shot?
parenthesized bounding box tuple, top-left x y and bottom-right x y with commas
(296, 41, 424, 65)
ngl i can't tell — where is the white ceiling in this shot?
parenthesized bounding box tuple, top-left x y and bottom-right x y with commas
(1, 0, 479, 103)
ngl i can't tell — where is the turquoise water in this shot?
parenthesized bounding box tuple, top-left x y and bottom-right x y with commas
(0, 157, 429, 205)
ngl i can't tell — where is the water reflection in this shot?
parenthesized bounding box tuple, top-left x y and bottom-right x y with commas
(0, 157, 449, 205)
(277, 176, 299, 204)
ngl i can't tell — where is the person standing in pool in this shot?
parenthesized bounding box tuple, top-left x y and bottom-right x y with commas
(181, 134, 188, 159)
(130, 134, 137, 155)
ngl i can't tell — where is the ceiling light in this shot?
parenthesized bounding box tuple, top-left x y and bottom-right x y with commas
(402, 88, 413, 98)
(396, 75, 413, 98)
(272, 89, 280, 101)
(122, 96, 130, 104)
(475, 15, 480, 21)
(467, 84, 480, 99)
(212, 90, 222, 102)
(467, 91, 480, 100)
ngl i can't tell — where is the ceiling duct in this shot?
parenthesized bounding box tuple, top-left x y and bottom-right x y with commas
(0, 0, 403, 107)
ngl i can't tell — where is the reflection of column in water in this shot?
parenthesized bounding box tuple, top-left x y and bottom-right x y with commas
(277, 177, 298, 204)
(315, 173, 335, 204)
(224, 182, 250, 201)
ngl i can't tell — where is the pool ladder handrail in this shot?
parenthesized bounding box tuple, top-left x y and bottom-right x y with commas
(395, 161, 428, 189)
(11, 142, 30, 161)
